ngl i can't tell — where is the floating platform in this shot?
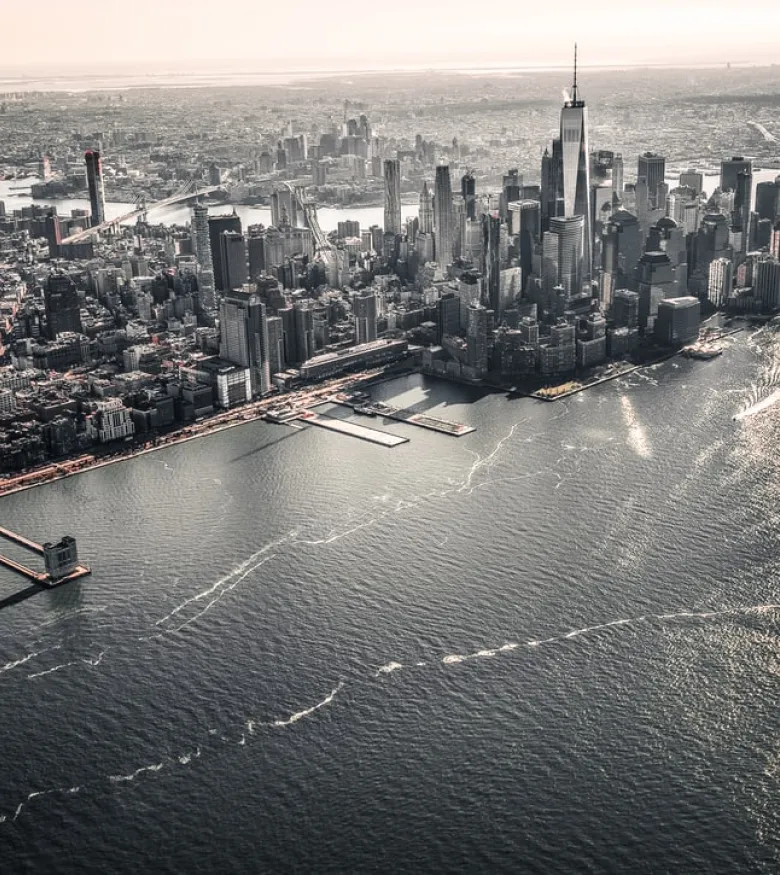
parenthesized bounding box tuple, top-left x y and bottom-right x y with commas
(298, 411, 408, 447)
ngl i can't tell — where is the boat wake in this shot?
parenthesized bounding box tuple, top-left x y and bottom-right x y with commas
(3, 602, 779, 825)
(733, 388, 780, 421)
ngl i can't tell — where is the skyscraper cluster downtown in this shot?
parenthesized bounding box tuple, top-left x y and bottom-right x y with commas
(4, 52, 780, 478)
(368, 52, 780, 385)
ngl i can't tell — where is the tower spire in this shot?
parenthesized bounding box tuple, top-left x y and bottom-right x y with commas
(572, 43, 578, 103)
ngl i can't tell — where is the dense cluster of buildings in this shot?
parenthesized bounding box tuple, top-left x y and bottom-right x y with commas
(2, 59, 779, 474)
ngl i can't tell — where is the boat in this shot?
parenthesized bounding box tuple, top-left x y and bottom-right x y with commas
(354, 405, 376, 416)
(682, 344, 723, 360)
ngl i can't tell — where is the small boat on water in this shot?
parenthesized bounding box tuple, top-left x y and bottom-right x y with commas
(682, 343, 723, 360)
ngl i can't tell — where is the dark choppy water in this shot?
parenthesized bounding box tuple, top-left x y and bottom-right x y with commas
(2, 327, 780, 873)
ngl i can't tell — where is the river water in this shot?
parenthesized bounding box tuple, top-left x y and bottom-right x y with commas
(2, 170, 779, 235)
(0, 179, 417, 234)
(1, 325, 780, 872)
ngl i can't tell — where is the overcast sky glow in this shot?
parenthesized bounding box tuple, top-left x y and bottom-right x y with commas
(4, 0, 780, 68)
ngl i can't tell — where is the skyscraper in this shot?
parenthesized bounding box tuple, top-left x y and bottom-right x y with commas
(271, 188, 299, 228)
(45, 271, 82, 340)
(192, 204, 213, 273)
(732, 168, 753, 254)
(434, 164, 454, 268)
(720, 156, 751, 193)
(637, 153, 666, 209)
(548, 215, 585, 302)
(220, 231, 248, 291)
(501, 169, 522, 220)
(461, 172, 476, 220)
(755, 180, 780, 221)
(679, 169, 704, 195)
(419, 182, 433, 234)
(219, 288, 270, 396)
(191, 203, 216, 309)
(707, 257, 733, 307)
(559, 47, 592, 284)
(613, 153, 624, 201)
(353, 291, 378, 344)
(209, 213, 242, 292)
(383, 159, 402, 235)
(541, 140, 563, 234)
(481, 212, 502, 315)
(84, 150, 105, 226)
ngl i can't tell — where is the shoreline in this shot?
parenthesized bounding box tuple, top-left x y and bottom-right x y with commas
(0, 330, 748, 500)
(0, 369, 387, 501)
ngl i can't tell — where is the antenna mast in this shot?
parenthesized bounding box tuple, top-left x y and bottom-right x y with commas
(572, 43, 578, 103)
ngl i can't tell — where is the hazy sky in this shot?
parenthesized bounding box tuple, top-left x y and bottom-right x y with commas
(4, 0, 780, 68)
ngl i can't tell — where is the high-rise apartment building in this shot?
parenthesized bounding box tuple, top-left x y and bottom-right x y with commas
(219, 288, 270, 396)
(434, 164, 454, 268)
(383, 159, 402, 235)
(191, 203, 216, 309)
(84, 149, 105, 226)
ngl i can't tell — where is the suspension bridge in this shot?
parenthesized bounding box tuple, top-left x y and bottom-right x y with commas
(60, 179, 226, 245)
(283, 182, 335, 269)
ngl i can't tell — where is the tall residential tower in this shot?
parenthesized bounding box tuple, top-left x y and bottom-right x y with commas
(84, 150, 105, 227)
(434, 164, 454, 268)
(383, 159, 402, 235)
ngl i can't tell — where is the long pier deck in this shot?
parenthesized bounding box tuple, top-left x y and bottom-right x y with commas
(0, 525, 43, 553)
(297, 411, 408, 447)
(331, 398, 475, 437)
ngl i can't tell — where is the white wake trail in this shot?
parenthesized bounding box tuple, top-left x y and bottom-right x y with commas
(270, 682, 345, 728)
(733, 388, 780, 421)
(0, 646, 61, 676)
(109, 762, 165, 783)
(155, 531, 296, 629)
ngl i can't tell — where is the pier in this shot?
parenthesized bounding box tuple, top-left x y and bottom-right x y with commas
(297, 411, 409, 447)
(0, 527, 91, 603)
(0, 525, 43, 552)
(332, 397, 475, 436)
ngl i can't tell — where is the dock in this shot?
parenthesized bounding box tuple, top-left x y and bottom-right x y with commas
(332, 397, 475, 437)
(297, 411, 408, 447)
(0, 526, 91, 600)
(0, 525, 43, 552)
